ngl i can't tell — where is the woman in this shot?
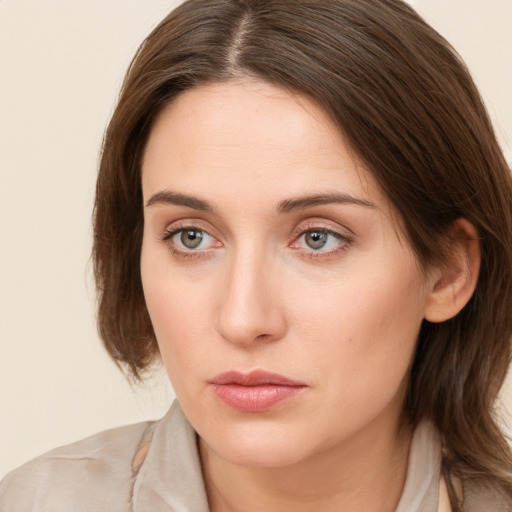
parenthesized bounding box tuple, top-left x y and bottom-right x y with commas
(1, 0, 511, 510)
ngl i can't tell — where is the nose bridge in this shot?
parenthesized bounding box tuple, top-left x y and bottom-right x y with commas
(216, 243, 286, 346)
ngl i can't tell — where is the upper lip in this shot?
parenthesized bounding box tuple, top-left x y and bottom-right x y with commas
(208, 370, 306, 387)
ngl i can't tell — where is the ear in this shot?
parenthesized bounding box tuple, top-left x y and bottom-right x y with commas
(424, 218, 481, 323)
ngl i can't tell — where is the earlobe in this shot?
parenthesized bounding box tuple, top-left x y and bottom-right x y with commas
(424, 219, 481, 323)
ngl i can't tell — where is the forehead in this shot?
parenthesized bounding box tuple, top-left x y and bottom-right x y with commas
(141, 80, 383, 210)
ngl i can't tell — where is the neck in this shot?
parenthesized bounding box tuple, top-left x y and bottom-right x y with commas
(199, 416, 413, 512)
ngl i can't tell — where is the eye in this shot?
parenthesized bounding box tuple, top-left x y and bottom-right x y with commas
(303, 230, 331, 250)
(177, 229, 208, 249)
(297, 229, 343, 251)
(163, 226, 219, 253)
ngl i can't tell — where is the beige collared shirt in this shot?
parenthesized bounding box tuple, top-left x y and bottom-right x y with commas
(0, 401, 505, 511)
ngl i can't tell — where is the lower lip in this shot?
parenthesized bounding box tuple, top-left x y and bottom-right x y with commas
(210, 384, 305, 412)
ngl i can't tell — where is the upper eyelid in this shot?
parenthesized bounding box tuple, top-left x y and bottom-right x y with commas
(291, 219, 354, 239)
(162, 219, 218, 237)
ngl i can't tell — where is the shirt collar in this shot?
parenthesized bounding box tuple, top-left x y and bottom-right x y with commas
(395, 420, 442, 512)
(132, 401, 210, 512)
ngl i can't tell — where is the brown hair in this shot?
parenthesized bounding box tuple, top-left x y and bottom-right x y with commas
(93, 0, 512, 506)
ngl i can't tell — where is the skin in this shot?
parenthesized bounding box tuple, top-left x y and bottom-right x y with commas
(140, 80, 478, 512)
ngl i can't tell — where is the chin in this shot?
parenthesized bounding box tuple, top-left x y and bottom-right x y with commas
(199, 421, 313, 468)
(208, 442, 311, 469)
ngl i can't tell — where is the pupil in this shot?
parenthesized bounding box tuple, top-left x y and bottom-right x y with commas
(306, 231, 327, 249)
(181, 230, 203, 249)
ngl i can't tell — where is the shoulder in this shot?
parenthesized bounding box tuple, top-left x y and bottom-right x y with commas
(463, 478, 512, 512)
(0, 419, 155, 512)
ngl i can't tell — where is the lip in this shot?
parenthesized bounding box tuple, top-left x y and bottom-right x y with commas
(208, 370, 307, 412)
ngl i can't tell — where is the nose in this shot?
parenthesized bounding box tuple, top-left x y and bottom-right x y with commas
(215, 251, 287, 347)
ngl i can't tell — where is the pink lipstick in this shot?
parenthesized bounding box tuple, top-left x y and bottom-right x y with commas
(208, 370, 307, 412)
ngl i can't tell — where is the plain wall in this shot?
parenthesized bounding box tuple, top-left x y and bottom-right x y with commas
(1, 0, 511, 478)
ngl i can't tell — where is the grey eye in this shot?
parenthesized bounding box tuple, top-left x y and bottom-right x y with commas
(296, 229, 345, 253)
(304, 230, 329, 250)
(180, 229, 204, 249)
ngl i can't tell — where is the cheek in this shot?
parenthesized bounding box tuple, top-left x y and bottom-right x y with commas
(295, 255, 427, 407)
(143, 276, 200, 352)
(318, 249, 426, 346)
(140, 247, 218, 386)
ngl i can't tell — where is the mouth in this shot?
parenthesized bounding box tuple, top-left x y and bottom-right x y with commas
(208, 370, 307, 412)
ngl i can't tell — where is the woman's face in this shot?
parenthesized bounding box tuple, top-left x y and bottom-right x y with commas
(140, 80, 434, 468)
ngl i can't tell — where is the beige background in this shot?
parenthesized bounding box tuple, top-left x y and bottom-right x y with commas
(1, 0, 511, 478)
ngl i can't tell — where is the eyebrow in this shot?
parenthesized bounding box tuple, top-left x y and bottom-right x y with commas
(146, 191, 217, 213)
(277, 193, 375, 214)
(145, 190, 375, 214)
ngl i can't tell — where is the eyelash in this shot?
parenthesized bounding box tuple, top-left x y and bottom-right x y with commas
(161, 222, 219, 260)
(290, 223, 352, 260)
(160, 222, 353, 260)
